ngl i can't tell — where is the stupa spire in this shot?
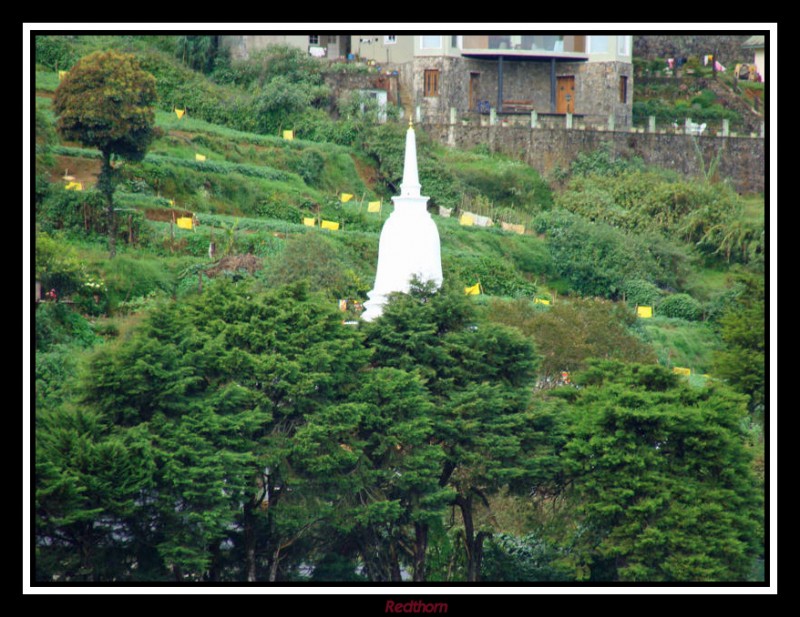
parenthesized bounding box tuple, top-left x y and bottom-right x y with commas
(399, 121, 422, 198)
(361, 120, 443, 322)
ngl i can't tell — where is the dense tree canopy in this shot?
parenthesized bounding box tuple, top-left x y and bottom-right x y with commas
(554, 361, 763, 582)
(53, 50, 157, 257)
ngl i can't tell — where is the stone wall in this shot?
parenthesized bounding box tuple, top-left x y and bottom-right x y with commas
(422, 122, 765, 194)
(411, 56, 633, 128)
(633, 35, 752, 66)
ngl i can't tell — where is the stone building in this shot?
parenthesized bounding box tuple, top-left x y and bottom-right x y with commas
(219, 34, 351, 60)
(352, 34, 634, 128)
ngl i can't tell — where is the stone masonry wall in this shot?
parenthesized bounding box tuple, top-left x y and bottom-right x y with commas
(633, 35, 753, 66)
(422, 122, 765, 194)
(412, 57, 633, 128)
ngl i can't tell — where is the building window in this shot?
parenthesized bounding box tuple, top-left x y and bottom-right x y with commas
(617, 35, 631, 56)
(619, 75, 628, 103)
(309, 35, 320, 45)
(384, 35, 397, 45)
(588, 35, 609, 53)
(451, 35, 459, 48)
(421, 35, 442, 50)
(424, 69, 440, 96)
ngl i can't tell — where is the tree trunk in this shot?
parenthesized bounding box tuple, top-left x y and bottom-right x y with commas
(243, 500, 257, 582)
(99, 150, 116, 258)
(389, 538, 403, 582)
(412, 521, 428, 581)
(455, 493, 485, 582)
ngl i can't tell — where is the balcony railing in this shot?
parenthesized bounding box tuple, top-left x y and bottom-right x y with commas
(461, 35, 587, 54)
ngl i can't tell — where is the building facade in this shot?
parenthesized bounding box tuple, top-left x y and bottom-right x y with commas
(352, 34, 634, 128)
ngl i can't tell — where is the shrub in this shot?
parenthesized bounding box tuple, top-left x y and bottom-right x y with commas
(536, 210, 659, 299)
(35, 36, 78, 70)
(657, 293, 703, 321)
(623, 279, 663, 306)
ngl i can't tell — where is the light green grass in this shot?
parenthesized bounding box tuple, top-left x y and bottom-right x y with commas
(642, 317, 720, 374)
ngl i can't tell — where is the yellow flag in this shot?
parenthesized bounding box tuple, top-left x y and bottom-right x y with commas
(175, 108, 186, 119)
(195, 153, 206, 162)
(637, 306, 653, 318)
(283, 130, 294, 140)
(321, 220, 340, 231)
(340, 193, 353, 203)
(168, 199, 175, 206)
(176, 217, 193, 230)
(672, 367, 691, 376)
(464, 283, 481, 296)
(534, 297, 551, 305)
(65, 181, 83, 191)
(303, 217, 317, 227)
(58, 70, 68, 81)
(367, 201, 381, 213)
(459, 214, 475, 226)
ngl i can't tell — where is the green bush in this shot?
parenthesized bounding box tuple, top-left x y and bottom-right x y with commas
(657, 293, 703, 321)
(36, 302, 99, 352)
(570, 146, 644, 178)
(35, 231, 87, 298)
(445, 253, 537, 298)
(482, 533, 574, 582)
(35, 36, 78, 70)
(623, 279, 663, 306)
(535, 210, 660, 299)
(100, 255, 177, 309)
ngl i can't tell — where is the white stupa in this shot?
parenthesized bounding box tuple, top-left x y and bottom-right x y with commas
(361, 119, 443, 321)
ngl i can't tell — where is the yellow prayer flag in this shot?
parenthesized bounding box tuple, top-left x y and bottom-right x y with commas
(672, 367, 691, 376)
(195, 153, 206, 162)
(340, 193, 354, 203)
(283, 130, 294, 140)
(58, 70, 68, 81)
(321, 220, 340, 231)
(464, 283, 481, 296)
(637, 305, 653, 318)
(367, 201, 381, 213)
(534, 297, 551, 306)
(175, 108, 186, 119)
(176, 217, 193, 230)
(459, 214, 475, 226)
(303, 217, 317, 227)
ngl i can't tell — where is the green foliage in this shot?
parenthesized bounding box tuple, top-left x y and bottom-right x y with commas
(712, 273, 765, 419)
(623, 279, 663, 306)
(36, 231, 87, 298)
(570, 146, 645, 178)
(446, 253, 537, 298)
(657, 293, 703, 321)
(54, 50, 157, 161)
(482, 532, 575, 581)
(558, 361, 763, 582)
(175, 35, 220, 73)
(447, 152, 553, 213)
(255, 75, 331, 135)
(36, 302, 99, 353)
(535, 210, 667, 298)
(34, 35, 78, 70)
(100, 254, 177, 310)
(641, 318, 720, 374)
(137, 50, 259, 134)
(264, 232, 371, 300)
(486, 296, 656, 384)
